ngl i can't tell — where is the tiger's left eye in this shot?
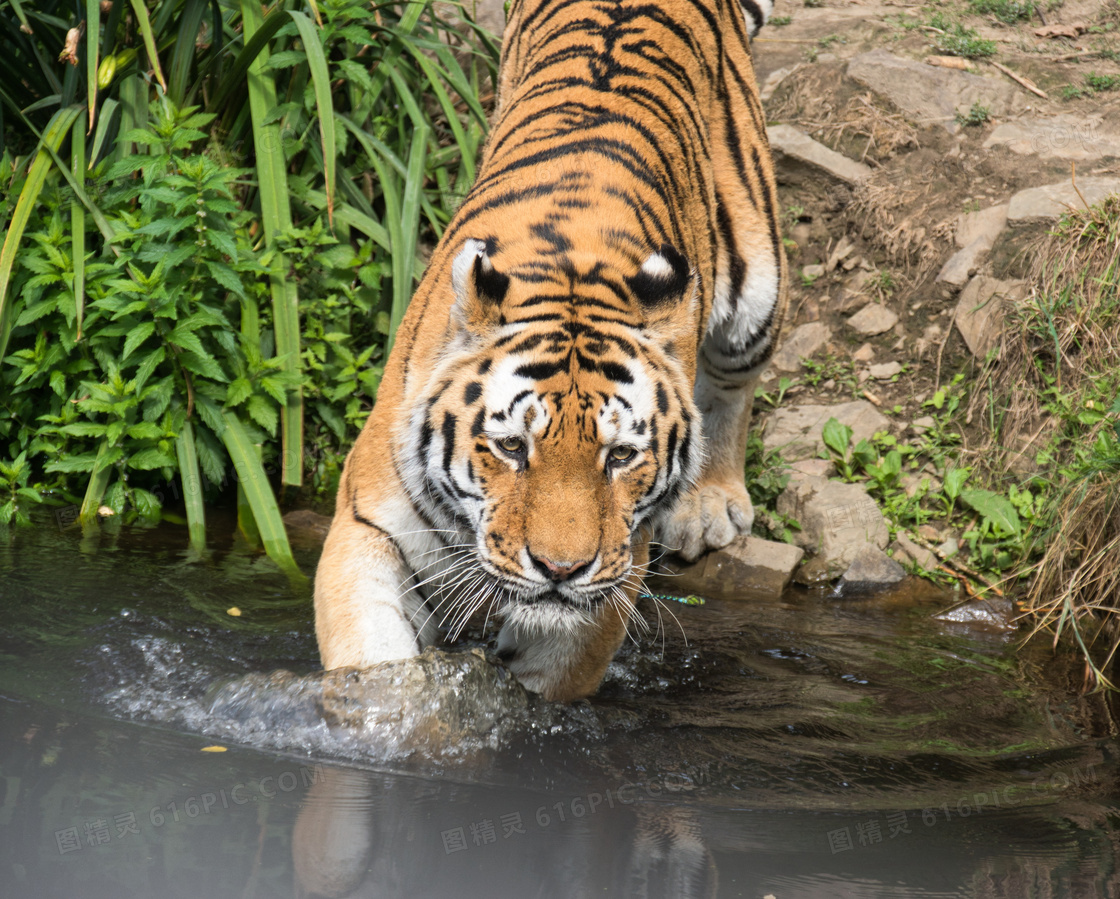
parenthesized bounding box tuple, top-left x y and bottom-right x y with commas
(608, 445, 638, 464)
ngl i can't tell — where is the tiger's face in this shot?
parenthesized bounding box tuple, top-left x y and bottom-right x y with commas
(401, 238, 705, 632)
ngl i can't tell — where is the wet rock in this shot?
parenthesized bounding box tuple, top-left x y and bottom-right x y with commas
(837, 544, 906, 593)
(283, 509, 332, 548)
(777, 476, 889, 583)
(935, 597, 1016, 631)
(767, 124, 872, 187)
(207, 649, 530, 761)
(1007, 177, 1120, 224)
(671, 536, 804, 597)
(954, 275, 1027, 360)
(847, 302, 899, 336)
(771, 321, 832, 372)
(868, 361, 901, 380)
(890, 532, 938, 570)
(983, 114, 1120, 161)
(847, 48, 1021, 133)
(763, 400, 891, 461)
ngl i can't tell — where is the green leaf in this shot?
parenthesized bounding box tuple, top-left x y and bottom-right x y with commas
(821, 418, 852, 459)
(1, 105, 83, 369)
(944, 467, 970, 501)
(227, 378, 253, 407)
(960, 488, 1022, 539)
(122, 322, 156, 361)
(220, 411, 306, 584)
(176, 420, 207, 553)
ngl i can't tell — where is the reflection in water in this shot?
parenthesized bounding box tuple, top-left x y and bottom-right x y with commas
(2, 519, 1120, 897)
(291, 767, 719, 899)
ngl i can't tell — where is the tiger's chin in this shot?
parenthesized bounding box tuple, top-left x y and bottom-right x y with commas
(498, 590, 602, 635)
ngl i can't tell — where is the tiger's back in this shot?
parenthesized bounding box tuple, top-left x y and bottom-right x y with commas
(314, 0, 787, 701)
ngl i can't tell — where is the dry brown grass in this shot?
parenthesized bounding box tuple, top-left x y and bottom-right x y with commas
(980, 194, 1120, 687)
(848, 170, 954, 276)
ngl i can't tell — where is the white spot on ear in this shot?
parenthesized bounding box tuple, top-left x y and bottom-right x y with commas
(451, 238, 487, 304)
(639, 251, 674, 280)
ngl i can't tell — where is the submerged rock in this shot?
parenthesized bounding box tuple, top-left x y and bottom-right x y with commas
(206, 649, 529, 761)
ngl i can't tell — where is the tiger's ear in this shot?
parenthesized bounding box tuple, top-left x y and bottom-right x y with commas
(628, 244, 697, 345)
(451, 237, 509, 332)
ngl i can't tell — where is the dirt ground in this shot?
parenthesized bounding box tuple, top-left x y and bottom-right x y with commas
(750, 0, 1120, 453)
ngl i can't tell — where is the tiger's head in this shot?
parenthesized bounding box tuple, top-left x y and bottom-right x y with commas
(400, 236, 705, 640)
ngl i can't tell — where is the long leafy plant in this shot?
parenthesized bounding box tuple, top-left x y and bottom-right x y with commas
(0, 0, 498, 573)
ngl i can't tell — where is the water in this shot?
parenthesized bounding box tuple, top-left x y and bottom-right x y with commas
(2, 516, 1119, 898)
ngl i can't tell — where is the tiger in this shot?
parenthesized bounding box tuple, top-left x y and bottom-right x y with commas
(313, 0, 787, 702)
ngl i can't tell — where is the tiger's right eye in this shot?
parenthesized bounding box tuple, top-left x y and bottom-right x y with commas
(496, 436, 525, 455)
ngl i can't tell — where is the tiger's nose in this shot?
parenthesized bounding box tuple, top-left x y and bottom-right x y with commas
(529, 553, 592, 583)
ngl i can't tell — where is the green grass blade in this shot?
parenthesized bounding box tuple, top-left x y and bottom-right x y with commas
(175, 419, 207, 553)
(79, 440, 114, 523)
(128, 0, 167, 91)
(300, 189, 390, 250)
(204, 8, 288, 114)
(70, 114, 86, 341)
(88, 96, 117, 167)
(366, 152, 404, 354)
(391, 123, 429, 351)
(7, 0, 32, 34)
(220, 411, 306, 584)
(241, 0, 303, 488)
(288, 10, 335, 227)
(85, 0, 99, 133)
(169, 0, 209, 106)
(0, 104, 82, 371)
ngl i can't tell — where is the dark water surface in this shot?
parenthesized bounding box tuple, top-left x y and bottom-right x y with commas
(2, 518, 1119, 898)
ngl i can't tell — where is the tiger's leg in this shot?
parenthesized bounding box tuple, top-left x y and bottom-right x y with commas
(313, 486, 441, 670)
(659, 32, 787, 562)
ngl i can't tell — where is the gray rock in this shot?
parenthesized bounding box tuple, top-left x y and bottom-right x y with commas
(936, 236, 991, 288)
(671, 536, 804, 598)
(937, 203, 1009, 286)
(847, 48, 1021, 133)
(763, 400, 891, 461)
(868, 361, 902, 380)
(937, 537, 959, 557)
(777, 476, 889, 583)
(954, 275, 1027, 359)
(771, 321, 832, 372)
(760, 65, 799, 102)
(910, 415, 935, 435)
(767, 124, 872, 186)
(847, 302, 899, 336)
(890, 532, 938, 570)
(837, 543, 907, 592)
(983, 114, 1120, 161)
(802, 263, 826, 279)
(852, 342, 875, 363)
(955, 204, 1009, 249)
(789, 458, 835, 478)
(1007, 177, 1120, 225)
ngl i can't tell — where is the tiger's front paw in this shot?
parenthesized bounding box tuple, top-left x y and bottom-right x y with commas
(657, 482, 755, 562)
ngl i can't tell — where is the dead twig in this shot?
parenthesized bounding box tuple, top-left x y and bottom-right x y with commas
(1070, 160, 1091, 212)
(988, 59, 1048, 99)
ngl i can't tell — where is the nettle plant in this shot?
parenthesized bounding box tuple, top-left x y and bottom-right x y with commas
(3, 101, 299, 558)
